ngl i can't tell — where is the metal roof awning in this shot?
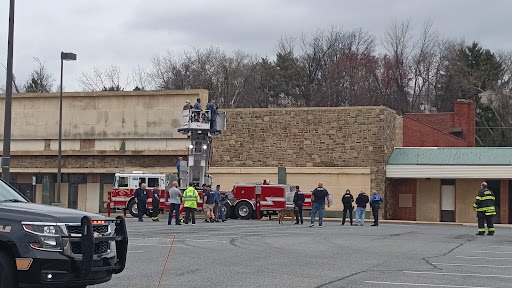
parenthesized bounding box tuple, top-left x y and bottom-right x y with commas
(386, 147, 512, 179)
(386, 165, 512, 179)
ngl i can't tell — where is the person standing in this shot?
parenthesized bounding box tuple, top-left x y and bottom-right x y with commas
(341, 189, 354, 226)
(293, 185, 305, 225)
(191, 98, 201, 122)
(134, 183, 149, 222)
(206, 99, 218, 130)
(168, 181, 182, 225)
(203, 185, 215, 223)
(213, 185, 223, 222)
(183, 100, 192, 111)
(183, 184, 200, 225)
(474, 182, 496, 236)
(354, 189, 369, 226)
(151, 183, 161, 222)
(309, 183, 330, 227)
(176, 157, 183, 187)
(369, 190, 384, 226)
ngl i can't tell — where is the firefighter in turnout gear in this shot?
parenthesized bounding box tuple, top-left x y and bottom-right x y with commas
(473, 182, 496, 236)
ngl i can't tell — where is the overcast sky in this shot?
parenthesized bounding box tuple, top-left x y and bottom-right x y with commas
(1, 0, 511, 92)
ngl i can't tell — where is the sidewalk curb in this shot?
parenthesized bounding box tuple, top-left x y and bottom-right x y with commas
(102, 213, 512, 228)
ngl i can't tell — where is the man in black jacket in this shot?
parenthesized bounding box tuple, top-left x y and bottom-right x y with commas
(293, 185, 305, 225)
(134, 183, 149, 222)
(354, 189, 369, 226)
(309, 183, 330, 227)
(473, 182, 496, 236)
(341, 189, 354, 226)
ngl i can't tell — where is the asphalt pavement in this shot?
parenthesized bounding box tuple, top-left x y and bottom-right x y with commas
(96, 216, 512, 288)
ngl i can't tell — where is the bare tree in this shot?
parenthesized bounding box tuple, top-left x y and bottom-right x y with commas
(381, 19, 414, 114)
(132, 65, 150, 90)
(23, 58, 55, 93)
(79, 65, 129, 91)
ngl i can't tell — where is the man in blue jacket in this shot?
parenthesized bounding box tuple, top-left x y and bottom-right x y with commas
(369, 190, 384, 226)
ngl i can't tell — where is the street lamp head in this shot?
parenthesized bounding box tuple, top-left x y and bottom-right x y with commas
(61, 52, 77, 61)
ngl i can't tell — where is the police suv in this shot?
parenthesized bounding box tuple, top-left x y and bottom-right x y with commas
(0, 179, 127, 288)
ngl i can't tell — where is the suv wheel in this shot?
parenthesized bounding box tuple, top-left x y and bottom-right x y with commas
(0, 251, 17, 288)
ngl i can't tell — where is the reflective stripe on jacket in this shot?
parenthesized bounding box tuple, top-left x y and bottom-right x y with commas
(183, 187, 200, 208)
(473, 189, 496, 216)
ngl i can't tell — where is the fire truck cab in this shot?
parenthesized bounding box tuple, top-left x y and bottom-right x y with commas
(110, 172, 169, 217)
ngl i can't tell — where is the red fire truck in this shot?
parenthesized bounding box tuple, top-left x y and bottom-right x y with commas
(108, 174, 312, 220)
(225, 180, 312, 219)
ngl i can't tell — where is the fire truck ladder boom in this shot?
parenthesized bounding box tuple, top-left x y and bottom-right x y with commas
(178, 108, 225, 188)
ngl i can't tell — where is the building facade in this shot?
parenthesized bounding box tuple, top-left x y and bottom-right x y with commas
(387, 147, 512, 224)
(0, 90, 403, 218)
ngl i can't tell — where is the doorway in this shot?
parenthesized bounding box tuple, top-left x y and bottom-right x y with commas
(440, 179, 456, 222)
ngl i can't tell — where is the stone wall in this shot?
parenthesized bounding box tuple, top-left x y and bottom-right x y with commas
(212, 106, 402, 197)
(10, 155, 180, 173)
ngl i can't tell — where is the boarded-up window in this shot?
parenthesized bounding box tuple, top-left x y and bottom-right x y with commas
(399, 194, 413, 208)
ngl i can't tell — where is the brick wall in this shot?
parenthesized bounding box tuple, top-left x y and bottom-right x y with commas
(11, 155, 181, 170)
(212, 106, 402, 197)
(403, 99, 476, 147)
(403, 117, 468, 147)
(405, 113, 454, 134)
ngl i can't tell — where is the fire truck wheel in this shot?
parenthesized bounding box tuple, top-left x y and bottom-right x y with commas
(0, 250, 17, 288)
(235, 201, 253, 220)
(127, 200, 138, 217)
(222, 203, 231, 219)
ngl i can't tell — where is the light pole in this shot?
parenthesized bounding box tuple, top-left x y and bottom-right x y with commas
(2, 0, 15, 182)
(56, 52, 76, 204)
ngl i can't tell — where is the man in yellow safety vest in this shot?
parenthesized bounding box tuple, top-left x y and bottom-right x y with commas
(183, 185, 200, 225)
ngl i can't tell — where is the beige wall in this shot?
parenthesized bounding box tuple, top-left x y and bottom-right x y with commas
(103, 184, 113, 203)
(78, 184, 87, 212)
(59, 184, 69, 208)
(456, 179, 482, 223)
(286, 168, 371, 212)
(86, 183, 100, 213)
(416, 179, 441, 222)
(209, 168, 278, 192)
(0, 90, 207, 141)
(35, 184, 42, 204)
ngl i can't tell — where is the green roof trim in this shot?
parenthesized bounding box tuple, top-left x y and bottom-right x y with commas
(387, 147, 512, 166)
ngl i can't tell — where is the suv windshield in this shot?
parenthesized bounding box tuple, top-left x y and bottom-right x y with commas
(0, 180, 28, 202)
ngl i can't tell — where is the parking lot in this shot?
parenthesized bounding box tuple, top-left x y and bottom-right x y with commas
(97, 218, 512, 288)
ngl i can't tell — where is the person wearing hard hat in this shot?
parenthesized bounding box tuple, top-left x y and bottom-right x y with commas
(183, 100, 192, 111)
(183, 184, 200, 225)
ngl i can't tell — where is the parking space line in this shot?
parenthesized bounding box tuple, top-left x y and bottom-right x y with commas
(365, 280, 493, 288)
(128, 251, 144, 253)
(491, 246, 512, 249)
(432, 263, 512, 268)
(404, 271, 512, 278)
(475, 251, 512, 254)
(456, 256, 512, 260)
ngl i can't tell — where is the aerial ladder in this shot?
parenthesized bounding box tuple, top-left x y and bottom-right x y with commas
(176, 105, 226, 188)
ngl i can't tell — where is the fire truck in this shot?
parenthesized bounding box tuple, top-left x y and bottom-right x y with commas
(224, 180, 313, 219)
(108, 106, 313, 219)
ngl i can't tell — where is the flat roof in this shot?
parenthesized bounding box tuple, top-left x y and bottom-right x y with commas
(387, 147, 512, 166)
